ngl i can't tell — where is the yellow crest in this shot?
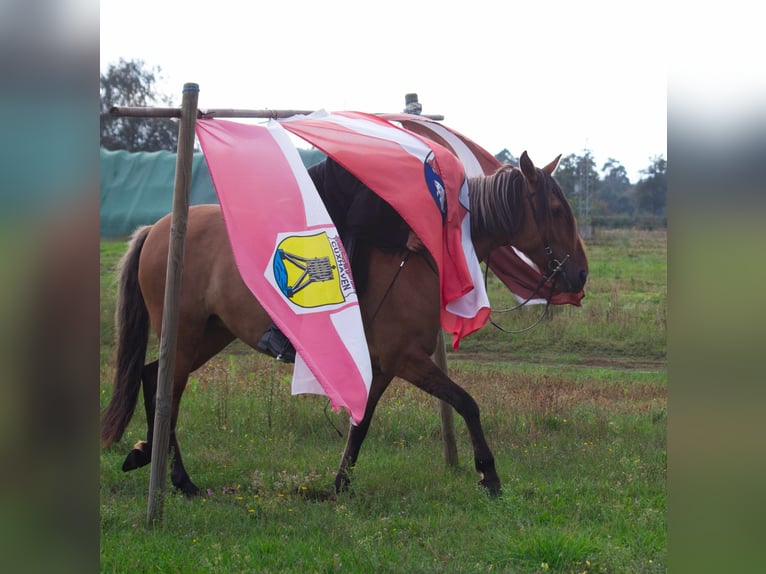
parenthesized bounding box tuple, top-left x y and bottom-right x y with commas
(272, 232, 353, 309)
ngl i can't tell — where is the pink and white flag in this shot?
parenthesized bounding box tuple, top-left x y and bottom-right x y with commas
(383, 114, 584, 307)
(196, 118, 372, 424)
(279, 110, 490, 348)
(195, 112, 582, 423)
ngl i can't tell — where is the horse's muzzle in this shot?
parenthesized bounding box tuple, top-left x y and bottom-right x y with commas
(561, 266, 588, 292)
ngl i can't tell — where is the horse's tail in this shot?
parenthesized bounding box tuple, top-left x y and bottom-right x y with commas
(101, 225, 153, 448)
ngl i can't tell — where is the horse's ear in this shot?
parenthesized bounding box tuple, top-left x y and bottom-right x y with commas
(520, 151, 537, 184)
(542, 154, 562, 175)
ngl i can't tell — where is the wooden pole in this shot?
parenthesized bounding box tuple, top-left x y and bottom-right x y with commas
(146, 83, 199, 528)
(108, 106, 314, 119)
(402, 92, 456, 467)
(433, 331, 459, 467)
(106, 106, 444, 121)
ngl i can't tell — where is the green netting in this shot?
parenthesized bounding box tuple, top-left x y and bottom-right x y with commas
(99, 148, 216, 237)
(99, 147, 326, 237)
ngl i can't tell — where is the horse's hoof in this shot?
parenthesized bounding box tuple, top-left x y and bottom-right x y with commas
(479, 477, 502, 498)
(334, 473, 351, 494)
(175, 480, 201, 498)
(122, 441, 151, 471)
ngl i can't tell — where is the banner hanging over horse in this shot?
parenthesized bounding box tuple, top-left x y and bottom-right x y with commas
(197, 111, 493, 423)
(197, 111, 586, 423)
(381, 113, 585, 307)
(195, 117, 373, 424)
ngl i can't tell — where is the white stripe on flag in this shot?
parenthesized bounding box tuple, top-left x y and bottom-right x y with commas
(266, 121, 329, 228)
(408, 120, 485, 178)
(445, 211, 490, 318)
(400, 120, 488, 319)
(287, 110, 435, 165)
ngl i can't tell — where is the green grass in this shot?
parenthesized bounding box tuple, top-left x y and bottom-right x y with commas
(100, 228, 666, 573)
(460, 228, 666, 361)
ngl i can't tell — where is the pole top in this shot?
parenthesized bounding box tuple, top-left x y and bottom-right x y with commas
(403, 93, 422, 115)
(183, 83, 200, 92)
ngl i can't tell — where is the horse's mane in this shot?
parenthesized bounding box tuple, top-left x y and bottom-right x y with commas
(468, 164, 527, 238)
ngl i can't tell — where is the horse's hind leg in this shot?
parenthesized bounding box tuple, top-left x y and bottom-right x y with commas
(121, 321, 234, 497)
(335, 371, 393, 494)
(400, 355, 501, 495)
(166, 384, 200, 497)
(121, 360, 159, 471)
(119, 360, 199, 495)
(167, 323, 237, 496)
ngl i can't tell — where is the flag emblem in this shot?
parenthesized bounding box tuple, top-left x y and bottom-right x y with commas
(271, 231, 354, 309)
(424, 152, 447, 219)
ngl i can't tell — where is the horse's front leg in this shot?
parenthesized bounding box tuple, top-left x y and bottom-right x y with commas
(335, 372, 393, 494)
(400, 354, 501, 496)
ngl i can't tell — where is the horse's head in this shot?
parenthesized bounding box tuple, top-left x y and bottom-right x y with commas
(515, 151, 589, 293)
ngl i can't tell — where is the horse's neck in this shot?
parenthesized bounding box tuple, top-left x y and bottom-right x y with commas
(471, 236, 497, 264)
(468, 202, 518, 262)
(468, 169, 529, 262)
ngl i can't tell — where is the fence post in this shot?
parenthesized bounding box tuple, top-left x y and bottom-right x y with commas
(433, 331, 459, 466)
(403, 93, 458, 467)
(146, 83, 199, 528)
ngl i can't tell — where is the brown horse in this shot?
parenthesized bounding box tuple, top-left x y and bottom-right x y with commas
(101, 151, 588, 497)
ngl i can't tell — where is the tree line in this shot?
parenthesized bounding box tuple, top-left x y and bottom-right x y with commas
(496, 149, 666, 228)
(101, 59, 666, 228)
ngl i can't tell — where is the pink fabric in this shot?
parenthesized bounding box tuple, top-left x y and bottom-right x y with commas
(279, 111, 489, 348)
(196, 119, 371, 424)
(195, 112, 583, 421)
(382, 114, 585, 307)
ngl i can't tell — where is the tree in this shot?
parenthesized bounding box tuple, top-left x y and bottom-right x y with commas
(633, 155, 667, 216)
(494, 148, 518, 166)
(554, 150, 600, 220)
(599, 158, 633, 215)
(100, 59, 179, 152)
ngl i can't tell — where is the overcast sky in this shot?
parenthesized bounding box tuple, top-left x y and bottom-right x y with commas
(100, 0, 667, 182)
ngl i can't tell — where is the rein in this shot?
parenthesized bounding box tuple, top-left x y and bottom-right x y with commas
(323, 252, 414, 434)
(369, 251, 412, 323)
(483, 249, 569, 334)
(368, 168, 573, 336)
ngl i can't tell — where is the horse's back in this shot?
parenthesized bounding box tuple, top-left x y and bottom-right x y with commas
(137, 205, 442, 371)
(139, 205, 271, 348)
(139, 204, 229, 312)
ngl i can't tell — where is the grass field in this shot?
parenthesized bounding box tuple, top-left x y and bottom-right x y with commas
(100, 228, 666, 573)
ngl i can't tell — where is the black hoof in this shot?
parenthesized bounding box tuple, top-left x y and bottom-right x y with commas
(479, 476, 502, 498)
(175, 479, 201, 498)
(122, 441, 151, 471)
(334, 473, 351, 494)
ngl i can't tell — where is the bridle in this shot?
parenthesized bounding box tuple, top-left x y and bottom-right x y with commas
(485, 171, 571, 334)
(370, 168, 572, 334)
